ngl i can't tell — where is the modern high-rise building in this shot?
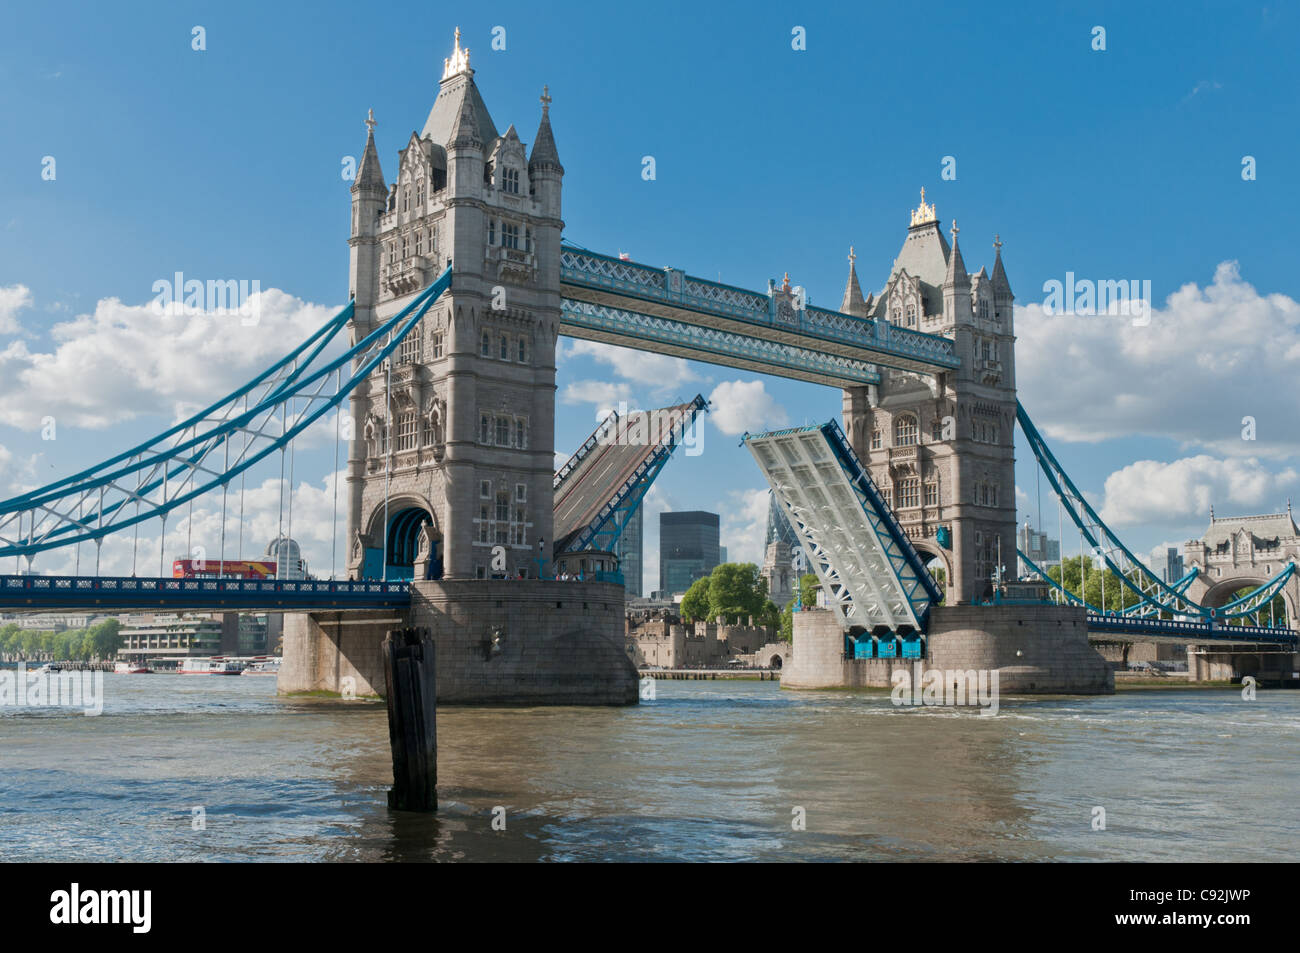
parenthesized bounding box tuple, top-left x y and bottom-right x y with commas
(659, 511, 720, 595)
(1161, 547, 1185, 584)
(617, 507, 643, 596)
(1017, 522, 1060, 577)
(718, 545, 728, 564)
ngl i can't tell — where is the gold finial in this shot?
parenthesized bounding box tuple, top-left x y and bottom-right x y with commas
(781, 272, 792, 292)
(994, 234, 1003, 253)
(540, 84, 552, 115)
(950, 219, 959, 241)
(848, 245, 856, 265)
(364, 108, 376, 135)
(909, 187, 937, 227)
(442, 26, 472, 80)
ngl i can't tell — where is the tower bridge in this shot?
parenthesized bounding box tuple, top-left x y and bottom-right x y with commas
(0, 30, 1293, 700)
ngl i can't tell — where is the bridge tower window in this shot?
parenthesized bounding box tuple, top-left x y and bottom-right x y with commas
(894, 415, 918, 447)
(503, 167, 519, 194)
(395, 412, 418, 451)
(900, 479, 920, 509)
(481, 330, 491, 357)
(870, 428, 882, 451)
(502, 223, 520, 250)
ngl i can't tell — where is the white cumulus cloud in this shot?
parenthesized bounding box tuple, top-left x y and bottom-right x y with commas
(0, 284, 32, 334)
(1017, 261, 1300, 460)
(707, 380, 789, 436)
(0, 289, 339, 430)
(1096, 455, 1298, 528)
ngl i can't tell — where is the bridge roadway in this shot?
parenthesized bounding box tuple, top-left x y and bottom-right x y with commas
(0, 573, 411, 613)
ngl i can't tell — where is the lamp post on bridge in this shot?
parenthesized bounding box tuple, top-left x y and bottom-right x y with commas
(534, 536, 548, 581)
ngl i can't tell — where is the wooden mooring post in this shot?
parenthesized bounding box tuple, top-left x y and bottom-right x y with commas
(382, 626, 437, 812)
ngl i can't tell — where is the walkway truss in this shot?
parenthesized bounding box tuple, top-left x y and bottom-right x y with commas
(744, 421, 942, 636)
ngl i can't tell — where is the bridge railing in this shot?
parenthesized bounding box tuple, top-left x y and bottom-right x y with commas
(560, 245, 959, 370)
(0, 573, 410, 602)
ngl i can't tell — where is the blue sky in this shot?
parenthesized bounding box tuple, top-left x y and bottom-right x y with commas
(1, 0, 1298, 586)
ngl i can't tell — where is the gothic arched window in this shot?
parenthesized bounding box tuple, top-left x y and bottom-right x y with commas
(894, 415, 918, 448)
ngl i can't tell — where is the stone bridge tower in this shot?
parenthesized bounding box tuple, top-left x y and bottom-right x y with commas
(345, 30, 563, 581)
(841, 191, 1017, 604)
(1183, 506, 1300, 629)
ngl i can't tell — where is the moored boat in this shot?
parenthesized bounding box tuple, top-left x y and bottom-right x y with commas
(179, 657, 245, 675)
(241, 658, 281, 677)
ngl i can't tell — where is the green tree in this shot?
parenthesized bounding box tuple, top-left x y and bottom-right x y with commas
(679, 576, 712, 622)
(679, 563, 774, 626)
(88, 619, 122, 660)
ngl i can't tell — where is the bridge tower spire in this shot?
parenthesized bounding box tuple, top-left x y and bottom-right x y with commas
(344, 31, 560, 582)
(840, 195, 1019, 605)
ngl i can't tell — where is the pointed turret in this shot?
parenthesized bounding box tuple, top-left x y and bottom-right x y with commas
(529, 85, 564, 175)
(944, 221, 969, 288)
(840, 246, 869, 317)
(448, 93, 482, 150)
(991, 234, 1013, 298)
(354, 109, 386, 194)
(942, 220, 973, 326)
(529, 85, 563, 218)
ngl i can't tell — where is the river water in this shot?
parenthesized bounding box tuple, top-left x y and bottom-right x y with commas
(1, 674, 1296, 862)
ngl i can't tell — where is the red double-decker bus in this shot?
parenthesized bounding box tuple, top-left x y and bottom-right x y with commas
(171, 559, 276, 580)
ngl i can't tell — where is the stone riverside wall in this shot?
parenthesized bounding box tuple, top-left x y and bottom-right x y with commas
(279, 579, 638, 705)
(782, 604, 1113, 695)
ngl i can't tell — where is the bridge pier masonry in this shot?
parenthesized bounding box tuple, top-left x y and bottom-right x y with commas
(280, 580, 638, 704)
(784, 604, 1114, 694)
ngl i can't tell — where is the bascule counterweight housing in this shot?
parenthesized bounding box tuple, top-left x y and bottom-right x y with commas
(744, 421, 942, 634)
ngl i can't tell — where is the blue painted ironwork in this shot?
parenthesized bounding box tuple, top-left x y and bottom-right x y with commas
(0, 573, 411, 612)
(744, 420, 940, 633)
(1085, 613, 1296, 644)
(819, 419, 944, 613)
(1017, 401, 1297, 623)
(560, 245, 959, 374)
(559, 299, 881, 386)
(0, 267, 453, 561)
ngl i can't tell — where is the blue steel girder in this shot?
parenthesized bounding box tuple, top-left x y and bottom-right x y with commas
(560, 299, 880, 388)
(559, 245, 958, 378)
(1085, 613, 1296, 644)
(0, 573, 411, 613)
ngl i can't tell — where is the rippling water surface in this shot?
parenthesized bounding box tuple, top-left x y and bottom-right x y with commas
(1, 673, 1297, 861)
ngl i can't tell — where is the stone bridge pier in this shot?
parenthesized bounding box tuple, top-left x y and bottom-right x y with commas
(280, 579, 638, 704)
